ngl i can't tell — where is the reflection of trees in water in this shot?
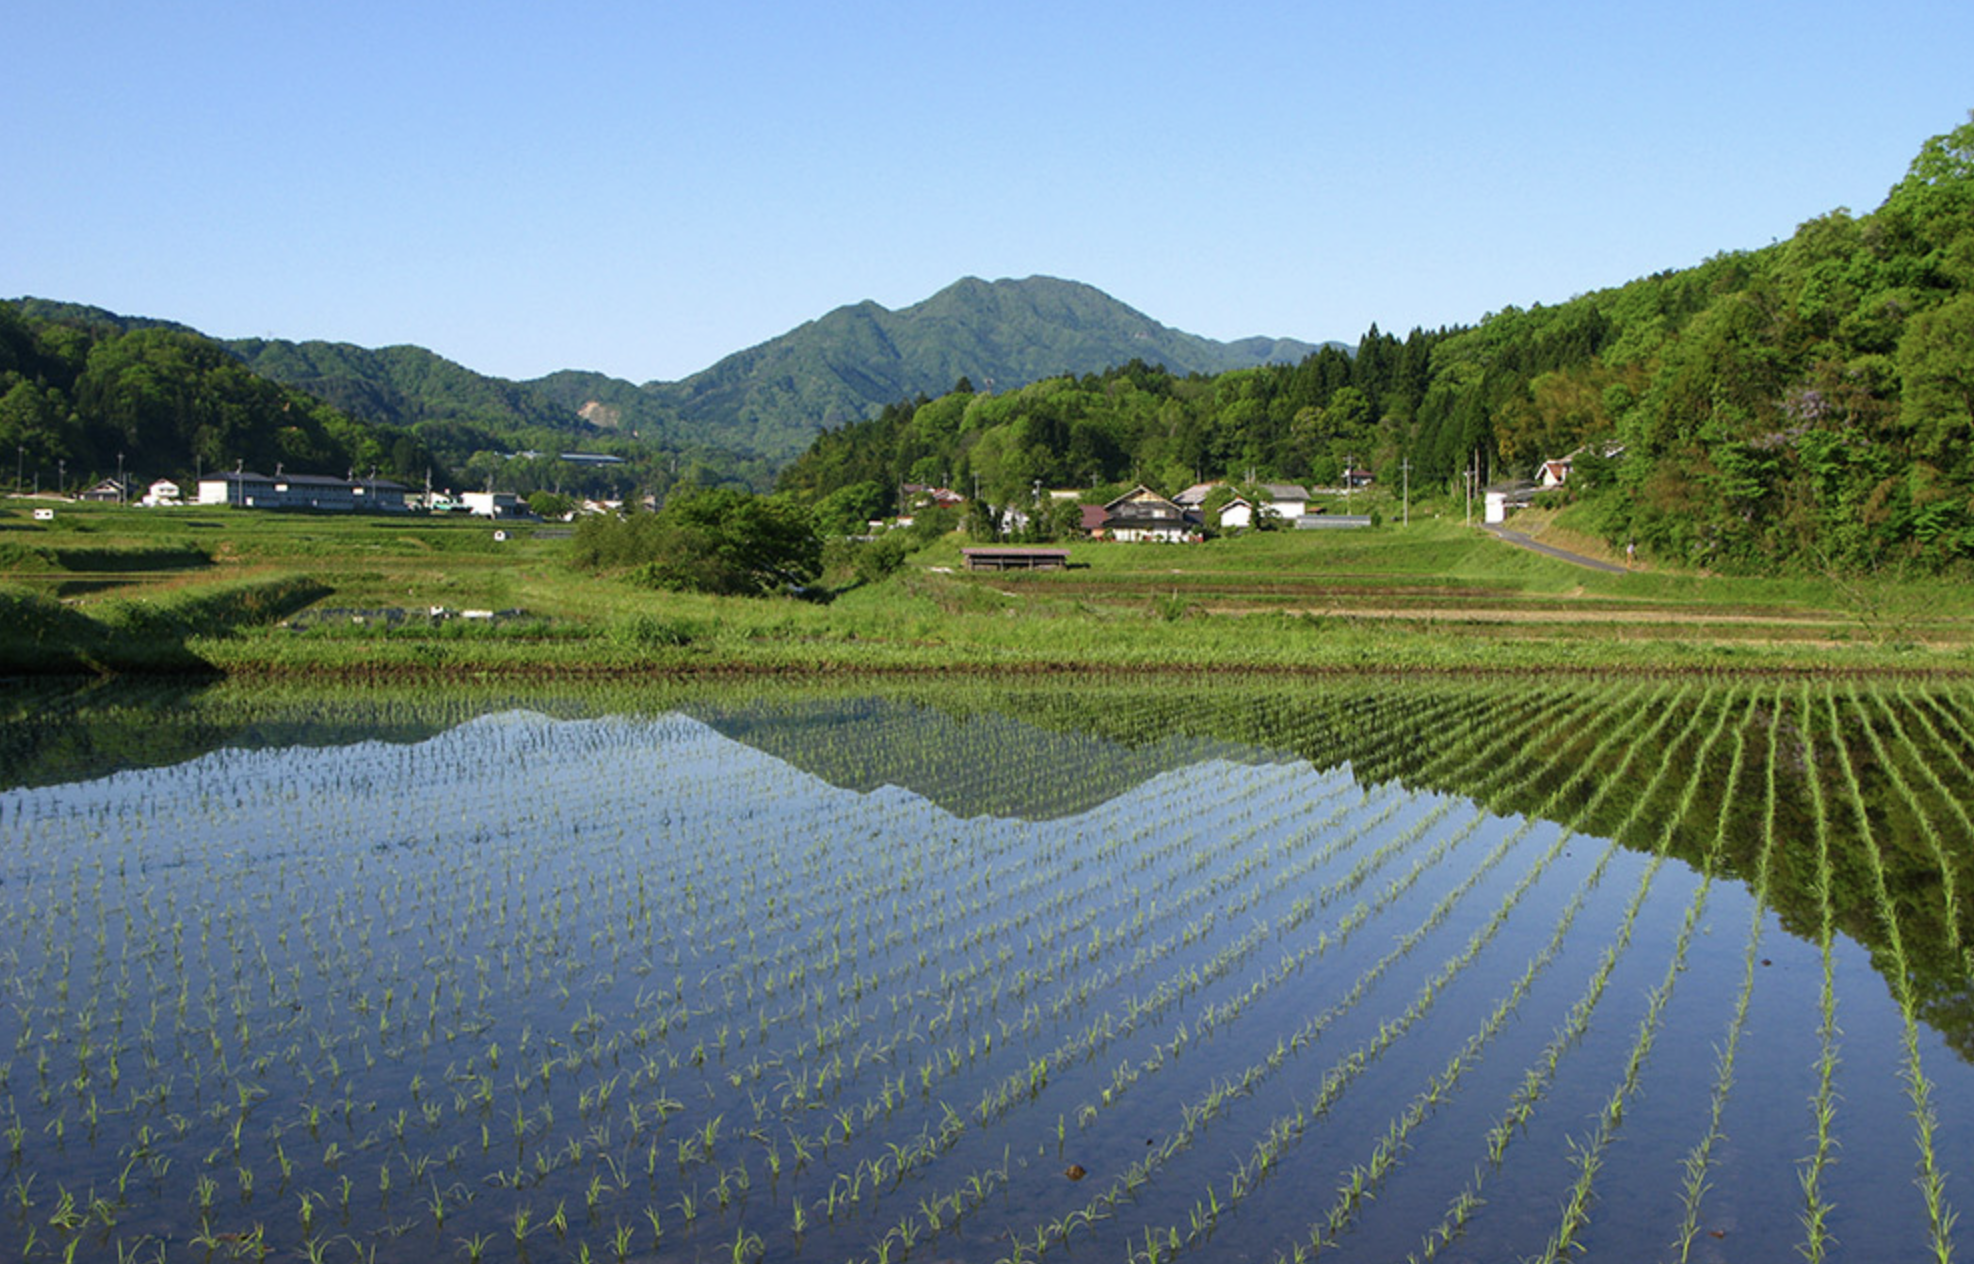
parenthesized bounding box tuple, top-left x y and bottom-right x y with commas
(8, 674, 1973, 1059)
(1002, 678, 1974, 1065)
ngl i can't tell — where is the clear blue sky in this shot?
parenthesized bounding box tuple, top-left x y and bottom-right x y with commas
(7, 1, 1970, 385)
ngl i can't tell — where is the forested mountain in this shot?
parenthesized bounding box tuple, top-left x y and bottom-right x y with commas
(0, 305, 445, 490)
(219, 276, 1323, 466)
(641, 276, 1326, 459)
(784, 114, 1974, 576)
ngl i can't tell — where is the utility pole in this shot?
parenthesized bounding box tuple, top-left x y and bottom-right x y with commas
(1401, 458, 1410, 527)
(1463, 452, 1474, 528)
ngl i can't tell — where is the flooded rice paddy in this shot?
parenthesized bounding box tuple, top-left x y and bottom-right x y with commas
(1, 677, 1971, 1262)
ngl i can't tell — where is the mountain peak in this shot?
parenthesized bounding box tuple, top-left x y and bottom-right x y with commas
(641, 278, 1319, 460)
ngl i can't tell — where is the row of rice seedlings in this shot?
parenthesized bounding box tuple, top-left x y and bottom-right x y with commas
(779, 779, 1392, 1226)
(560, 742, 1373, 1200)
(1526, 688, 1746, 1263)
(0, 711, 1097, 1256)
(1026, 670, 1592, 1132)
(1263, 683, 1698, 1262)
(1401, 681, 1732, 1260)
(769, 703, 1452, 1248)
(1668, 690, 1773, 1262)
(1823, 687, 1960, 1263)
(967, 793, 1428, 1124)
(854, 788, 1510, 1262)
(1291, 829, 1623, 1264)
(655, 726, 1413, 1240)
(1797, 684, 1844, 1264)
(822, 782, 1460, 1258)
(778, 764, 1336, 1083)
(1309, 679, 1542, 791)
(1001, 803, 1556, 1264)
(1872, 686, 1974, 979)
(1190, 681, 1693, 1262)
(988, 679, 1674, 1264)
(1253, 820, 1599, 1264)
(600, 761, 1338, 1202)
(1052, 801, 1493, 1134)
(607, 679, 1547, 1256)
(1427, 676, 1658, 813)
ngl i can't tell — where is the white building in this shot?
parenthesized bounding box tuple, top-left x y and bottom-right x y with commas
(1257, 483, 1311, 518)
(197, 471, 408, 512)
(461, 490, 529, 519)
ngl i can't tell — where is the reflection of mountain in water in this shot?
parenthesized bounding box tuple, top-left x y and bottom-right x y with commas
(0, 679, 488, 791)
(689, 695, 1286, 821)
(6, 675, 1973, 1061)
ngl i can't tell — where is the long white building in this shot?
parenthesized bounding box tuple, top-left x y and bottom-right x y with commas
(196, 471, 409, 512)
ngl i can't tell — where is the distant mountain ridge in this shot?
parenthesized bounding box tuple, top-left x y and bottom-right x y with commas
(17, 279, 1330, 467)
(644, 277, 1330, 458)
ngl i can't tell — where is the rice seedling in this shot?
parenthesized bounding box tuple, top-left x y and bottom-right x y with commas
(1796, 683, 1844, 1264)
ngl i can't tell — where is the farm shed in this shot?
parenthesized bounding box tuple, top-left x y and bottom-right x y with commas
(962, 548, 1070, 572)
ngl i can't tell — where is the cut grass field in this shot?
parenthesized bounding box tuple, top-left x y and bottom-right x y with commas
(4, 495, 1972, 677)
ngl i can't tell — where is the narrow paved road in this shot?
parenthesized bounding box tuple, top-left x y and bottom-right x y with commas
(1482, 524, 1630, 574)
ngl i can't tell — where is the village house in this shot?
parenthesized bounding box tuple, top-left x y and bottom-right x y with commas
(1101, 485, 1199, 543)
(1172, 482, 1220, 512)
(79, 477, 132, 503)
(1257, 482, 1311, 519)
(1217, 496, 1256, 530)
(902, 484, 966, 510)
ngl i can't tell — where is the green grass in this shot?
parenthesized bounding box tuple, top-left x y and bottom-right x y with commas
(10, 495, 1974, 678)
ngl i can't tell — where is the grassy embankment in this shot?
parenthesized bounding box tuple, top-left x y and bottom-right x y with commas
(4, 496, 1971, 677)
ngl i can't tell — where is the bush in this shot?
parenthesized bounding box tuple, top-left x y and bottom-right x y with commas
(577, 489, 823, 596)
(609, 613, 696, 649)
(852, 533, 913, 585)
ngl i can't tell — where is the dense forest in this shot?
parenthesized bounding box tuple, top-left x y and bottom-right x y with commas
(781, 114, 1974, 575)
(0, 308, 445, 490)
